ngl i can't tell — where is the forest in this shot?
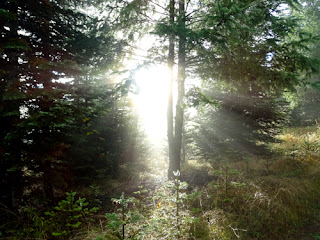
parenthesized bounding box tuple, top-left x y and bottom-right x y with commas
(1, 0, 320, 239)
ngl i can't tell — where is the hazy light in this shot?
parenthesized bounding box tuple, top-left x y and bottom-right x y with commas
(133, 65, 170, 144)
(54, 77, 73, 84)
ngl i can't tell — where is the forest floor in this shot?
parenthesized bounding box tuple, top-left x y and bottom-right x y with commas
(179, 160, 320, 240)
(293, 213, 320, 240)
(2, 133, 320, 239)
(49, 125, 320, 239)
(132, 131, 320, 239)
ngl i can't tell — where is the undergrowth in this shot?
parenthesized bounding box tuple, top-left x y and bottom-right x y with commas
(2, 125, 320, 239)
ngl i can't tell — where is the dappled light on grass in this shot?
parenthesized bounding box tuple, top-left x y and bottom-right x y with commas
(273, 123, 320, 167)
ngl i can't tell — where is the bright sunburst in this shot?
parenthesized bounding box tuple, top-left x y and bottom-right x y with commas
(133, 65, 170, 143)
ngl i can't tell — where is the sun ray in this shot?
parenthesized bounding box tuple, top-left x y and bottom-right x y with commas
(133, 65, 170, 144)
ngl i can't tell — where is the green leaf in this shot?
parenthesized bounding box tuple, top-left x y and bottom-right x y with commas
(90, 207, 100, 213)
(192, 208, 201, 213)
(107, 220, 126, 230)
(0, 9, 17, 20)
(130, 213, 143, 223)
(3, 90, 27, 100)
(188, 191, 202, 200)
(105, 213, 118, 221)
(52, 230, 67, 237)
(5, 39, 31, 51)
(72, 221, 82, 228)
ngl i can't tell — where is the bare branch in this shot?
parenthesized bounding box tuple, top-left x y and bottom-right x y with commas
(228, 225, 247, 239)
(186, 8, 201, 18)
(149, 0, 168, 12)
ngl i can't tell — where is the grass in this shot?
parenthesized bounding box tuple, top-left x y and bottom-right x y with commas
(177, 123, 320, 239)
(3, 124, 320, 239)
(79, 123, 320, 239)
(312, 234, 320, 240)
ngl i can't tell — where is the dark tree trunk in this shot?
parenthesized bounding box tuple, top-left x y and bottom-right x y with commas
(6, 1, 23, 209)
(168, 0, 186, 179)
(173, 0, 186, 175)
(41, 15, 56, 205)
(167, 0, 175, 179)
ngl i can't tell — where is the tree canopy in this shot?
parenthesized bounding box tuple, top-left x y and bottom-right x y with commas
(148, 0, 320, 177)
(1, 1, 320, 238)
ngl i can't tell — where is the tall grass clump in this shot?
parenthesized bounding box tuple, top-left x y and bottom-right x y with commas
(187, 169, 320, 239)
(179, 123, 320, 239)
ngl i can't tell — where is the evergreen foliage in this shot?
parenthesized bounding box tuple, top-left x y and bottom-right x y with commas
(0, 0, 127, 210)
(286, 0, 320, 126)
(1, 0, 320, 239)
(189, 84, 290, 161)
(44, 191, 99, 238)
(150, 0, 320, 176)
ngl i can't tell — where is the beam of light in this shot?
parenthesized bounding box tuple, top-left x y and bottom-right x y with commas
(133, 65, 170, 145)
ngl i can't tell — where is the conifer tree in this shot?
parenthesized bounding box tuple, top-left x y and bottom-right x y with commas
(153, 0, 319, 178)
(0, 0, 125, 207)
(190, 84, 290, 161)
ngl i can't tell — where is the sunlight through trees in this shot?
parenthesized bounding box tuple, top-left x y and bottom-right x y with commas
(1, 0, 320, 239)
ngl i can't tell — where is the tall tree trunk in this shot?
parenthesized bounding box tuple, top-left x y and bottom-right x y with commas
(167, 0, 175, 179)
(6, 1, 22, 209)
(173, 0, 186, 176)
(41, 15, 56, 204)
(168, 0, 186, 179)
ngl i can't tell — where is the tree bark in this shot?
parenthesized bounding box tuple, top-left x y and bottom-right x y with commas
(167, 0, 175, 179)
(173, 0, 186, 176)
(168, 0, 186, 179)
(6, 1, 22, 209)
